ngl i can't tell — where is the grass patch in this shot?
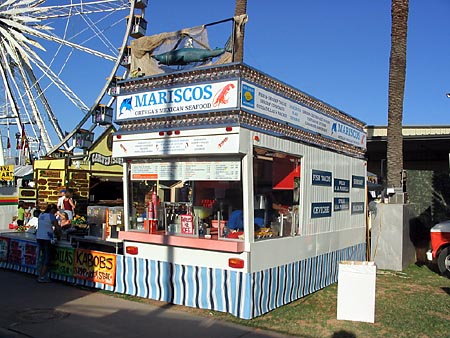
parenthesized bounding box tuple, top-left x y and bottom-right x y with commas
(103, 263, 450, 337)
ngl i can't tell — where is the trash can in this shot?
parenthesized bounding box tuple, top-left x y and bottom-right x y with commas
(337, 261, 376, 323)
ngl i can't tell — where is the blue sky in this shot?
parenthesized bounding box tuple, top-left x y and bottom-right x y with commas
(12, 0, 450, 149)
(144, 0, 449, 127)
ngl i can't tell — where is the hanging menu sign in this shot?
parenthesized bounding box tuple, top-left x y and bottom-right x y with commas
(131, 160, 241, 181)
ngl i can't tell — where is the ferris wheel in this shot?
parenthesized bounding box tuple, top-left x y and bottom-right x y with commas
(0, 0, 148, 162)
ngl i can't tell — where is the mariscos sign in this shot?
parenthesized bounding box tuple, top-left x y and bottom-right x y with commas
(115, 80, 238, 121)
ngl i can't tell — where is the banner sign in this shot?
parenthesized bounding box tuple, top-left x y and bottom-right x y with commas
(113, 133, 239, 158)
(352, 175, 366, 189)
(0, 237, 9, 262)
(334, 178, 350, 193)
(241, 81, 366, 149)
(50, 246, 74, 276)
(351, 202, 366, 215)
(334, 198, 350, 212)
(115, 80, 238, 121)
(7, 239, 38, 268)
(90, 152, 123, 167)
(312, 170, 332, 186)
(0, 165, 14, 181)
(311, 202, 332, 218)
(73, 249, 116, 286)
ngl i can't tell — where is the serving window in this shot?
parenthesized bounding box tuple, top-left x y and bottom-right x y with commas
(253, 147, 302, 238)
(127, 157, 244, 240)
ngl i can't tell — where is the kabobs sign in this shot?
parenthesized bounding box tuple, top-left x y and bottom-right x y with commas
(73, 249, 116, 286)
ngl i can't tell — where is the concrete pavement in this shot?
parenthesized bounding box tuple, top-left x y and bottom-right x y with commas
(0, 269, 294, 338)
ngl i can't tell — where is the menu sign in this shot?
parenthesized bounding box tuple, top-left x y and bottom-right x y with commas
(73, 249, 116, 286)
(7, 239, 38, 268)
(334, 178, 350, 193)
(180, 214, 194, 235)
(351, 202, 365, 215)
(131, 160, 241, 181)
(312, 170, 332, 187)
(352, 175, 365, 189)
(311, 202, 332, 218)
(334, 198, 350, 212)
(50, 246, 74, 276)
(0, 237, 9, 262)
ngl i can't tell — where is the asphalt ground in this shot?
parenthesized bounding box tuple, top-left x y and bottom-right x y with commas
(0, 269, 294, 338)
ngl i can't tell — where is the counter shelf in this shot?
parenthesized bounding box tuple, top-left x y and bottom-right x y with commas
(0, 231, 77, 249)
(70, 235, 123, 254)
(119, 230, 245, 253)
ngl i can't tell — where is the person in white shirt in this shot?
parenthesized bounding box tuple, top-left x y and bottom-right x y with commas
(57, 189, 66, 210)
(26, 209, 41, 233)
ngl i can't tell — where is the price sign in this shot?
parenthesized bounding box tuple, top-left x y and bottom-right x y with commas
(180, 214, 194, 235)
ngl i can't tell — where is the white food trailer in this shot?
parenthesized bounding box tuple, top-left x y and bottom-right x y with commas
(111, 63, 367, 319)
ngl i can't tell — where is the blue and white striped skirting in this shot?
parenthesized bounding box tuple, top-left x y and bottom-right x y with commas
(112, 242, 366, 319)
(0, 243, 365, 319)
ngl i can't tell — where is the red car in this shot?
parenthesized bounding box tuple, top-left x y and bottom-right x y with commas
(427, 220, 450, 277)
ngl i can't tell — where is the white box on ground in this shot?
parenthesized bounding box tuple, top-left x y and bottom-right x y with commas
(337, 261, 376, 323)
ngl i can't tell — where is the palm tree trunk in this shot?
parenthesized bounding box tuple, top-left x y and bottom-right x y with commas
(233, 0, 247, 62)
(386, 0, 408, 190)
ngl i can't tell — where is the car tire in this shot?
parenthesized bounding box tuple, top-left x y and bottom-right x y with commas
(437, 246, 450, 278)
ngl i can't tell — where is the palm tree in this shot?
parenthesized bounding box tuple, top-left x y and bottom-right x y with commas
(233, 0, 247, 62)
(386, 0, 409, 192)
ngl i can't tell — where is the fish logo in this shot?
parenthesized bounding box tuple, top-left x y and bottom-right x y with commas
(213, 83, 235, 107)
(244, 91, 253, 102)
(119, 97, 132, 115)
(241, 84, 255, 108)
(331, 123, 337, 134)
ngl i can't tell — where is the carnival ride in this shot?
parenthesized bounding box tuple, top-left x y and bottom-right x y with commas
(0, 0, 148, 162)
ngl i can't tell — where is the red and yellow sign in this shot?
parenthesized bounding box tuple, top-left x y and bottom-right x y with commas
(73, 249, 116, 286)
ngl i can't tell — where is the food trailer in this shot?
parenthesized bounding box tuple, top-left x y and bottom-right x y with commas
(110, 62, 367, 319)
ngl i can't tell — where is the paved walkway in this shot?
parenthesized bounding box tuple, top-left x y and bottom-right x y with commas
(0, 269, 294, 338)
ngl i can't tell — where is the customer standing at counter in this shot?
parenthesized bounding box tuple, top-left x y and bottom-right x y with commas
(36, 204, 60, 283)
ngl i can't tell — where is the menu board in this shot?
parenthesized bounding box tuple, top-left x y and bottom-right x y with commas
(131, 160, 240, 181)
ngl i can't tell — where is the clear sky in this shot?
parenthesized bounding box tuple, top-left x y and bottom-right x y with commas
(145, 0, 449, 127)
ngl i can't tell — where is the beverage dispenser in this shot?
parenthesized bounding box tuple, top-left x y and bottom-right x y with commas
(108, 206, 124, 238)
(87, 205, 108, 238)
